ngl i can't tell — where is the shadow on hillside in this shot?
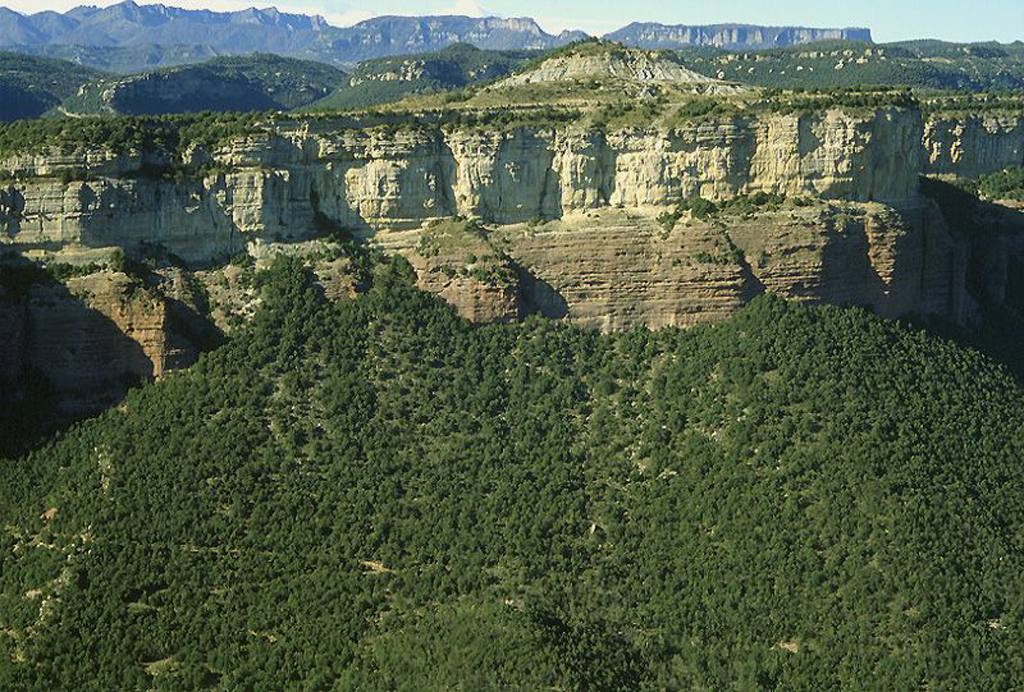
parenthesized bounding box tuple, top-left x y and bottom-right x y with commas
(515, 264, 569, 319)
(917, 177, 1024, 382)
(0, 254, 216, 458)
(816, 211, 889, 314)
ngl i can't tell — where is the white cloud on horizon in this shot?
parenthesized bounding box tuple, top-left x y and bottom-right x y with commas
(320, 8, 375, 27)
(433, 0, 492, 18)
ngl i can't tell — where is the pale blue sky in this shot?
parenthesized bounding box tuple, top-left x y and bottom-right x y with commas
(9, 0, 1024, 43)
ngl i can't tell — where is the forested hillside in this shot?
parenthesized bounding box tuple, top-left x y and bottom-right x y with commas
(309, 44, 537, 110)
(61, 54, 348, 116)
(19, 43, 225, 74)
(682, 40, 1024, 91)
(0, 51, 104, 121)
(1, 255, 1022, 690)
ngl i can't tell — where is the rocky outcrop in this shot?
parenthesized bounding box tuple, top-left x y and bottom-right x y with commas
(923, 116, 1024, 178)
(0, 271, 203, 414)
(402, 224, 522, 324)
(497, 46, 724, 87)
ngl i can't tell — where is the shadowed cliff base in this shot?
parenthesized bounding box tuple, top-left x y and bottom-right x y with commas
(915, 178, 1024, 380)
(517, 267, 570, 320)
(0, 255, 221, 455)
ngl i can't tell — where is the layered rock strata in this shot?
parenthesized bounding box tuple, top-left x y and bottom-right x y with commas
(0, 272, 200, 414)
(1, 107, 1022, 416)
(2, 109, 930, 266)
(384, 201, 966, 332)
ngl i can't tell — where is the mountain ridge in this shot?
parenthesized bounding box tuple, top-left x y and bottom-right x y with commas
(0, 3, 585, 65)
(0, 1, 879, 68)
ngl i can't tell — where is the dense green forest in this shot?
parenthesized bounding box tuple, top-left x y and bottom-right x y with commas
(0, 110, 271, 161)
(1, 255, 1022, 690)
(61, 54, 349, 116)
(0, 52, 105, 122)
(974, 166, 1024, 201)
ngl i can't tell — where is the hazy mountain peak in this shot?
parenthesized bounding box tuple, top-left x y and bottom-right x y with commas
(0, 3, 885, 70)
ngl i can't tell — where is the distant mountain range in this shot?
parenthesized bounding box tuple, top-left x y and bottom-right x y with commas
(0, 1, 873, 70)
(0, 2, 585, 68)
(606, 23, 872, 50)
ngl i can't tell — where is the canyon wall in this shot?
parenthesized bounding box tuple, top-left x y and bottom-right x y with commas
(8, 109, 1017, 269)
(923, 116, 1024, 178)
(2, 108, 928, 264)
(2, 107, 1022, 417)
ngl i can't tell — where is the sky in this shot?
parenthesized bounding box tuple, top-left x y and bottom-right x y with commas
(2, 0, 1022, 43)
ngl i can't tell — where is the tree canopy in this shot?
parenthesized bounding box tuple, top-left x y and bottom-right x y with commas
(1, 256, 1022, 690)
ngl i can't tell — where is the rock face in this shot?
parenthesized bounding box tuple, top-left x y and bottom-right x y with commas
(401, 223, 522, 324)
(923, 116, 1024, 178)
(2, 108, 933, 265)
(961, 200, 1024, 312)
(388, 201, 966, 332)
(0, 271, 204, 415)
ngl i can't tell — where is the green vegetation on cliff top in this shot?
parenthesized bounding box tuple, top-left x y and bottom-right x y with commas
(0, 87, 1011, 166)
(0, 51, 106, 122)
(3, 35, 1024, 127)
(309, 43, 538, 110)
(1, 255, 1023, 690)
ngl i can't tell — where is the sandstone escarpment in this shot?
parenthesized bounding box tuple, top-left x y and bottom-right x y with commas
(1, 108, 928, 267)
(389, 201, 966, 332)
(0, 271, 202, 414)
(923, 116, 1024, 178)
(402, 222, 521, 324)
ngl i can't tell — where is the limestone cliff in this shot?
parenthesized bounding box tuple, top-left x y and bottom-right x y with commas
(2, 108, 928, 266)
(923, 116, 1024, 178)
(1, 106, 1022, 417)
